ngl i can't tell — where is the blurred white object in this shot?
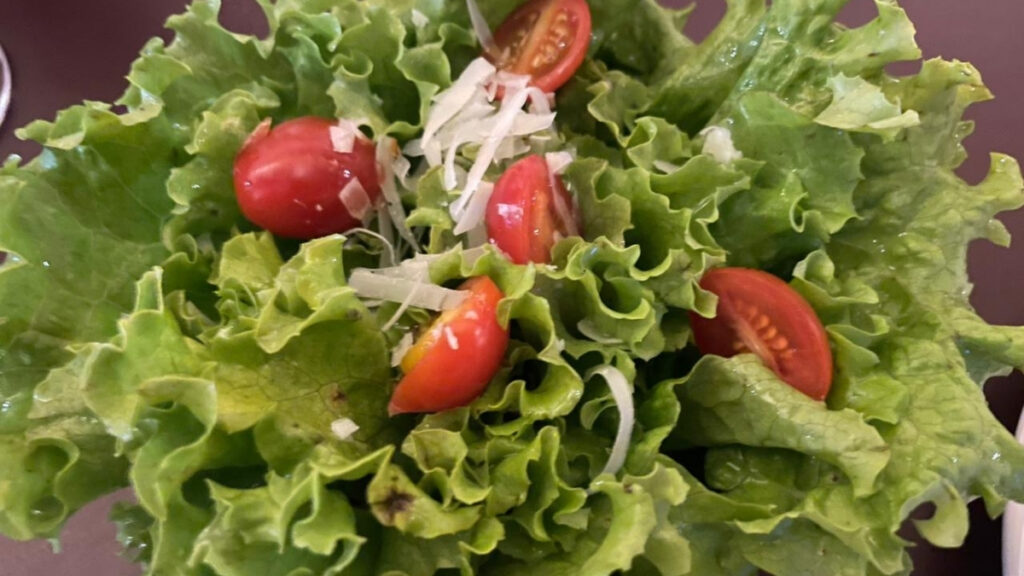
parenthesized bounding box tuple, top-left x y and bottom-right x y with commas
(0, 43, 10, 131)
(1004, 407, 1024, 576)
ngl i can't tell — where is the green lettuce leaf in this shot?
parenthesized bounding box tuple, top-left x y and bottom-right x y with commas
(2, 1, 1023, 576)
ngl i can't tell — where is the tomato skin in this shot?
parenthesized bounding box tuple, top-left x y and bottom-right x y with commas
(490, 0, 592, 92)
(233, 117, 381, 239)
(486, 155, 579, 265)
(689, 268, 833, 401)
(389, 277, 509, 415)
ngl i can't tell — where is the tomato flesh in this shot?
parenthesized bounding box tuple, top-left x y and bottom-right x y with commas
(486, 155, 579, 265)
(490, 0, 592, 92)
(389, 277, 509, 415)
(233, 116, 381, 239)
(689, 268, 833, 401)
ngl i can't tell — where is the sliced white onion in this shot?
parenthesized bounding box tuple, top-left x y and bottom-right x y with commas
(438, 108, 551, 182)
(381, 280, 425, 331)
(545, 154, 580, 237)
(421, 58, 496, 149)
(700, 126, 743, 165)
(393, 153, 413, 190)
(451, 80, 532, 221)
(404, 138, 425, 157)
(329, 118, 364, 154)
(453, 181, 494, 236)
(372, 260, 430, 281)
(493, 138, 518, 163)
(376, 137, 420, 251)
(375, 205, 397, 267)
(339, 177, 373, 222)
(331, 418, 360, 441)
(434, 99, 494, 143)
(0, 44, 10, 131)
(525, 87, 554, 115)
(493, 139, 532, 163)
(377, 258, 456, 331)
(349, 269, 467, 312)
(545, 151, 574, 176)
(411, 9, 430, 29)
(590, 366, 634, 477)
(466, 0, 498, 56)
(411, 56, 555, 236)
(425, 139, 443, 168)
(494, 70, 530, 91)
(653, 160, 681, 174)
(465, 224, 489, 248)
(391, 332, 415, 367)
(443, 124, 475, 190)
(509, 112, 557, 137)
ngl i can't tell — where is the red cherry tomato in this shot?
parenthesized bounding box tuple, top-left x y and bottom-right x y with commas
(486, 155, 580, 265)
(689, 268, 833, 401)
(489, 0, 592, 93)
(233, 117, 381, 239)
(389, 277, 509, 415)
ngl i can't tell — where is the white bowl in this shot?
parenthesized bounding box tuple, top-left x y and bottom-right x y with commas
(1003, 408, 1024, 576)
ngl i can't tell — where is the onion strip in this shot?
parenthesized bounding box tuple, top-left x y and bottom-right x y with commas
(381, 280, 425, 331)
(589, 366, 634, 477)
(339, 177, 372, 222)
(453, 181, 494, 236)
(349, 269, 467, 312)
(466, 0, 498, 57)
(545, 153, 580, 238)
(376, 137, 421, 251)
(391, 332, 415, 367)
(329, 119, 364, 154)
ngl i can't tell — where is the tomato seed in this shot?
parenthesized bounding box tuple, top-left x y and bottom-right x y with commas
(753, 313, 770, 330)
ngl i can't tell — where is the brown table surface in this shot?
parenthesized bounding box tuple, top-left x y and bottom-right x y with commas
(1, 1, 1022, 575)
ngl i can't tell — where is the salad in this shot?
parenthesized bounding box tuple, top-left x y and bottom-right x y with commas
(1, 0, 1023, 574)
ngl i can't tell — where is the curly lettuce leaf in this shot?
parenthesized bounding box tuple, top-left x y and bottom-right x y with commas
(2, 1, 1024, 576)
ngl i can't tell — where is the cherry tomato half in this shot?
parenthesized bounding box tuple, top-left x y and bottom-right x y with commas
(689, 268, 833, 401)
(233, 117, 381, 239)
(489, 0, 592, 93)
(389, 277, 509, 415)
(486, 155, 580, 265)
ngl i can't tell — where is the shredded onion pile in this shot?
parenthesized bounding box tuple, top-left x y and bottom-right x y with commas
(406, 56, 556, 236)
